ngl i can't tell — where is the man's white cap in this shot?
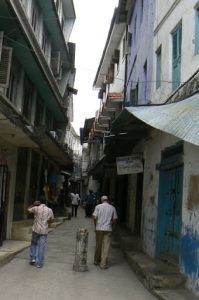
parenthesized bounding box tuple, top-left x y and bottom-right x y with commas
(101, 195, 108, 201)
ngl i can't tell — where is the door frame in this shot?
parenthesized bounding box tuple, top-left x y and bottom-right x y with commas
(156, 143, 183, 260)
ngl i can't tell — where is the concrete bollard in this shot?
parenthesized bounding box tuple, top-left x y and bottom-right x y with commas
(73, 228, 89, 272)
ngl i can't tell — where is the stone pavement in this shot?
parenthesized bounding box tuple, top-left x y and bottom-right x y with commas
(0, 208, 198, 300)
(0, 207, 157, 300)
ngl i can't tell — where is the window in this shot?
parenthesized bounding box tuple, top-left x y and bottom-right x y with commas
(156, 46, 162, 89)
(130, 83, 138, 105)
(35, 97, 44, 126)
(143, 60, 147, 101)
(172, 24, 182, 91)
(6, 72, 15, 102)
(141, 0, 144, 23)
(122, 37, 126, 58)
(42, 33, 47, 54)
(128, 32, 132, 54)
(46, 109, 54, 131)
(134, 15, 137, 44)
(195, 7, 199, 54)
(23, 78, 33, 120)
(61, 18, 64, 31)
(56, 0, 60, 11)
(0, 46, 12, 88)
(31, 8, 37, 32)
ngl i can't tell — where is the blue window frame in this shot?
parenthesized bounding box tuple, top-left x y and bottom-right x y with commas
(172, 24, 182, 91)
(195, 7, 199, 54)
(156, 46, 161, 89)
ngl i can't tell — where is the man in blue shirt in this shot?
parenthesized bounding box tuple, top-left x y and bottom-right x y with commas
(85, 190, 95, 217)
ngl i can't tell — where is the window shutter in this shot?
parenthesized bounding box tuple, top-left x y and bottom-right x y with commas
(51, 51, 61, 77)
(195, 8, 199, 54)
(156, 47, 161, 89)
(0, 47, 12, 88)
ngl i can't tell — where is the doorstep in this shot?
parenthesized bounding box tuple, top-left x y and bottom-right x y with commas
(0, 240, 30, 267)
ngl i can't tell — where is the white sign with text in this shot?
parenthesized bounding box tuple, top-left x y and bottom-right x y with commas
(116, 155, 143, 175)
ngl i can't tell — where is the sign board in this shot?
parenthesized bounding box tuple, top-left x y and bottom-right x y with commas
(116, 155, 143, 175)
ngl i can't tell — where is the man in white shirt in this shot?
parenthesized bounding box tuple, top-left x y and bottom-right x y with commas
(27, 199, 54, 268)
(92, 195, 118, 269)
(70, 192, 80, 217)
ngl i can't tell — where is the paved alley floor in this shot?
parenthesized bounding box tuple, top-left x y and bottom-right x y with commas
(0, 208, 157, 300)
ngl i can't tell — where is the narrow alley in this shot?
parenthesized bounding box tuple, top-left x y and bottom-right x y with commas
(0, 208, 157, 300)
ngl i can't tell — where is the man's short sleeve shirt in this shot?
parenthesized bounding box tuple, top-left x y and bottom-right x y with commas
(93, 202, 118, 231)
(28, 204, 54, 234)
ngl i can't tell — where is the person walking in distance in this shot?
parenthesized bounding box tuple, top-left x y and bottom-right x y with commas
(85, 190, 95, 217)
(70, 192, 80, 217)
(27, 199, 54, 268)
(92, 195, 118, 269)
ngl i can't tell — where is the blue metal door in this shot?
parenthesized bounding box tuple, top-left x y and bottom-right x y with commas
(157, 165, 183, 259)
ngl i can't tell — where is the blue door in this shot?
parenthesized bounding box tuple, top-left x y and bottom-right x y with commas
(157, 165, 183, 259)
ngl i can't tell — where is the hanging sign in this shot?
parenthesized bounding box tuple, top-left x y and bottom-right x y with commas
(116, 155, 143, 175)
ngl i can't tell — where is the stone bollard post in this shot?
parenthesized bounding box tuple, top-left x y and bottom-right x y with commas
(73, 228, 89, 272)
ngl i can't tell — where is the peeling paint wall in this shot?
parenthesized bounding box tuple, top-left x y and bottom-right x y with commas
(180, 143, 199, 294)
(140, 135, 199, 295)
(141, 130, 180, 257)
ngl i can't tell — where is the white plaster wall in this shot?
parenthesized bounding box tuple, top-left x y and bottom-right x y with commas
(154, 0, 180, 29)
(87, 176, 100, 194)
(152, 0, 199, 103)
(109, 31, 126, 93)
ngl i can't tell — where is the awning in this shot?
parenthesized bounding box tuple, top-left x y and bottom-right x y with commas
(112, 94, 199, 146)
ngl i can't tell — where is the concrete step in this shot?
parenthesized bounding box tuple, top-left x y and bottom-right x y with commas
(11, 216, 66, 241)
(125, 252, 186, 290)
(115, 226, 142, 252)
(54, 216, 67, 223)
(120, 235, 142, 252)
(49, 221, 63, 228)
(0, 240, 30, 267)
(11, 226, 32, 241)
(154, 288, 199, 300)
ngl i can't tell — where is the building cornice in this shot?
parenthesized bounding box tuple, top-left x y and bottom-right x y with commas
(154, 0, 181, 35)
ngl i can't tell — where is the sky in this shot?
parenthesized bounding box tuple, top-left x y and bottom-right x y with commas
(70, 0, 119, 134)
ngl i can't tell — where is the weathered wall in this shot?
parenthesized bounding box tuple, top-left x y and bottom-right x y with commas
(139, 130, 199, 294)
(152, 0, 199, 104)
(126, 174, 137, 231)
(0, 141, 17, 238)
(109, 30, 126, 94)
(126, 0, 155, 105)
(141, 130, 180, 257)
(180, 142, 199, 294)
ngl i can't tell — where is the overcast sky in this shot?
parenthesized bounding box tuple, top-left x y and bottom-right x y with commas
(70, 0, 119, 134)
